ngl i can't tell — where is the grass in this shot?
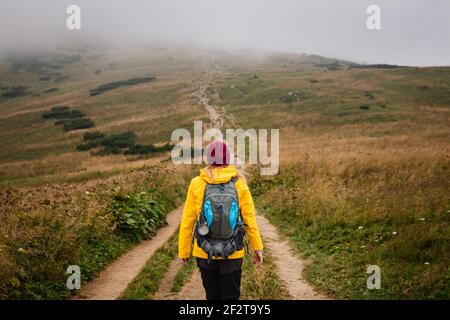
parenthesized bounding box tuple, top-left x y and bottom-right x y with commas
(1, 46, 449, 301)
(249, 161, 450, 299)
(0, 167, 190, 299)
(241, 246, 290, 300)
(171, 256, 196, 293)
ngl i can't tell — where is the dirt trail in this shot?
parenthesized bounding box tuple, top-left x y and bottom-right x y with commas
(256, 214, 328, 300)
(192, 60, 223, 129)
(73, 205, 184, 300)
(153, 258, 204, 300)
(154, 264, 204, 300)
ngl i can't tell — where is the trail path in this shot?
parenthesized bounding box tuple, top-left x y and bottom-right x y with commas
(152, 60, 327, 300)
(256, 214, 328, 299)
(73, 205, 184, 300)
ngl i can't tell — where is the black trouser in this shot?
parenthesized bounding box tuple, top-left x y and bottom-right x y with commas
(196, 258, 243, 300)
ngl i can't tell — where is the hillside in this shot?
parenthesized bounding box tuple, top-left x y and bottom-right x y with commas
(0, 46, 449, 299)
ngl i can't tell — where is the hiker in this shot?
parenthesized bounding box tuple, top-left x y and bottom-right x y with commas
(178, 140, 264, 300)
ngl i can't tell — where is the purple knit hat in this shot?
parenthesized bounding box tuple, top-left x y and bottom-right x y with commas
(206, 140, 230, 166)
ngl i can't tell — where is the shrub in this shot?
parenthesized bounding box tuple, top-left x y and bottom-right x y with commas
(90, 77, 156, 96)
(63, 118, 95, 131)
(109, 192, 166, 241)
(42, 106, 85, 119)
(84, 131, 105, 141)
(360, 104, 370, 110)
(101, 131, 136, 149)
(125, 143, 172, 155)
(1, 86, 30, 99)
(54, 120, 69, 126)
(76, 142, 99, 151)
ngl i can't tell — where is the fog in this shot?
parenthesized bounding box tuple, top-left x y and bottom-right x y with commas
(1, 0, 449, 66)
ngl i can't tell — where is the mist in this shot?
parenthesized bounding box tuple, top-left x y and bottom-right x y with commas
(1, 0, 449, 66)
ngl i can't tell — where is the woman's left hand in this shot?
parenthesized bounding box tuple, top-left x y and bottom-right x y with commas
(253, 250, 263, 265)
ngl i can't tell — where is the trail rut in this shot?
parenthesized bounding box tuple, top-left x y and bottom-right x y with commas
(73, 205, 184, 300)
(256, 214, 328, 300)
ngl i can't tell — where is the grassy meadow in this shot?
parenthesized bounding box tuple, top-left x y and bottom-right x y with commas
(0, 46, 448, 299)
(206, 54, 449, 299)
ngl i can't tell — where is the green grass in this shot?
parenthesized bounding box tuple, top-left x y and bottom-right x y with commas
(0, 168, 189, 299)
(171, 256, 196, 293)
(241, 246, 290, 300)
(250, 164, 450, 300)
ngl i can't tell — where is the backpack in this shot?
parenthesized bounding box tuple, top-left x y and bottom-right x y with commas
(195, 176, 246, 261)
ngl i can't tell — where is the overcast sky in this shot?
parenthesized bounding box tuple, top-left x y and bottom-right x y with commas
(0, 0, 449, 66)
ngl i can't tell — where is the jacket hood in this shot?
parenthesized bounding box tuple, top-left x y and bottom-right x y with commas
(199, 165, 238, 184)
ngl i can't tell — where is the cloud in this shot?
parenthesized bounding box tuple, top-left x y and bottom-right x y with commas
(0, 0, 449, 66)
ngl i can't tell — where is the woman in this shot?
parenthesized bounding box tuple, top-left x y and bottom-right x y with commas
(178, 140, 264, 300)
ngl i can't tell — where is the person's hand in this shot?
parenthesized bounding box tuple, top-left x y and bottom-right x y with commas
(181, 258, 189, 265)
(253, 250, 263, 266)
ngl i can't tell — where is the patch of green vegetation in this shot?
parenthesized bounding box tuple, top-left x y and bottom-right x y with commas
(63, 118, 95, 131)
(314, 61, 343, 71)
(171, 257, 196, 293)
(76, 130, 172, 157)
(90, 76, 156, 96)
(241, 247, 290, 300)
(42, 106, 85, 119)
(76, 141, 99, 151)
(41, 106, 94, 132)
(0, 170, 187, 299)
(0, 211, 135, 300)
(124, 143, 172, 156)
(120, 232, 178, 300)
(250, 164, 450, 299)
(1, 86, 31, 100)
(101, 131, 137, 149)
(83, 131, 105, 141)
(352, 64, 404, 69)
(10, 54, 80, 74)
(109, 191, 167, 241)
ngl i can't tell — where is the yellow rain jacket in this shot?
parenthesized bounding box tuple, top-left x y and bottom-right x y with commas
(178, 165, 263, 259)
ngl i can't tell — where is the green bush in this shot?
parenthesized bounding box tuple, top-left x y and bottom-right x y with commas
(42, 106, 85, 119)
(109, 192, 166, 241)
(63, 118, 95, 131)
(84, 131, 104, 141)
(90, 77, 156, 96)
(54, 120, 69, 126)
(101, 131, 136, 149)
(76, 142, 99, 151)
(1, 86, 30, 99)
(124, 143, 172, 155)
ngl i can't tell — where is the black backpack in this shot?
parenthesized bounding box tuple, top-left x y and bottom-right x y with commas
(195, 176, 245, 261)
